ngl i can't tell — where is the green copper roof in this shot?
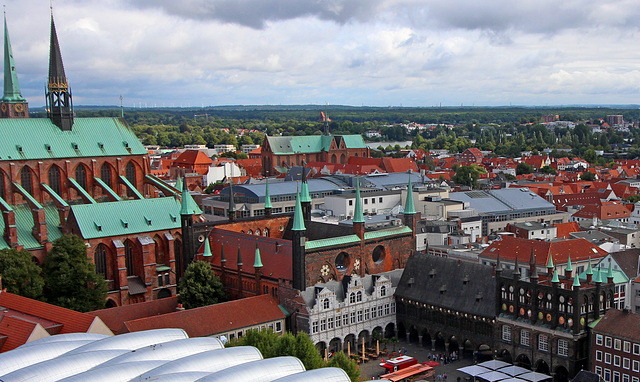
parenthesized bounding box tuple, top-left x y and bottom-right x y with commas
(300, 179, 311, 203)
(0, 203, 63, 250)
(364, 226, 413, 240)
(572, 275, 581, 288)
(0, 118, 147, 162)
(292, 190, 306, 231)
(580, 268, 628, 284)
(352, 178, 364, 223)
(202, 238, 212, 257)
(266, 135, 366, 155)
(546, 254, 554, 268)
(254, 245, 263, 268)
(607, 262, 614, 280)
(71, 197, 182, 239)
(180, 186, 203, 216)
(305, 234, 361, 250)
(586, 258, 593, 275)
(264, 180, 272, 209)
(404, 177, 416, 215)
(565, 255, 572, 272)
(2, 14, 25, 103)
(174, 177, 183, 192)
(551, 269, 559, 283)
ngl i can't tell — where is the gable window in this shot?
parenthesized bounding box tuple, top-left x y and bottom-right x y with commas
(323, 298, 330, 310)
(349, 293, 356, 304)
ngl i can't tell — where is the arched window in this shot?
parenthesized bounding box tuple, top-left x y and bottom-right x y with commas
(100, 163, 112, 188)
(247, 230, 253, 235)
(0, 171, 4, 200)
(48, 166, 62, 195)
(349, 293, 356, 304)
(323, 298, 330, 309)
(356, 291, 362, 302)
(75, 165, 87, 190)
(154, 235, 166, 266)
(124, 240, 134, 277)
(125, 162, 136, 185)
(255, 228, 261, 236)
(20, 166, 32, 195)
(94, 244, 108, 276)
(380, 285, 386, 297)
(263, 228, 269, 237)
(125, 162, 136, 197)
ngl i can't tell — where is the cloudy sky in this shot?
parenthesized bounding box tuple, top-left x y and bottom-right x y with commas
(6, 0, 640, 107)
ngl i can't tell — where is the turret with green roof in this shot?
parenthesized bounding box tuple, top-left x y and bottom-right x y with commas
(254, 245, 263, 268)
(2, 13, 27, 111)
(404, 177, 416, 215)
(264, 179, 272, 216)
(292, 190, 306, 232)
(291, 189, 307, 291)
(202, 238, 212, 257)
(353, 178, 364, 224)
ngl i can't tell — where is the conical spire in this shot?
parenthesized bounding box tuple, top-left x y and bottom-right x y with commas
(175, 176, 183, 192)
(254, 244, 263, 268)
(586, 258, 593, 275)
(607, 262, 614, 281)
(48, 14, 67, 87)
(202, 238, 212, 257)
(529, 248, 538, 279)
(551, 268, 559, 283)
(220, 243, 226, 263)
(572, 274, 581, 288)
(404, 177, 416, 215)
(2, 13, 25, 103)
(292, 190, 306, 231)
(228, 179, 236, 213)
(300, 167, 311, 203)
(353, 178, 364, 223)
(180, 176, 203, 215)
(546, 254, 554, 269)
(236, 247, 243, 266)
(264, 179, 272, 209)
(565, 255, 572, 272)
(513, 253, 521, 279)
(593, 267, 602, 283)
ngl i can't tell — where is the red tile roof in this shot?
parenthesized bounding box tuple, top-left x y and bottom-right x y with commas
(0, 292, 101, 335)
(381, 158, 418, 173)
(480, 236, 607, 265)
(553, 221, 581, 239)
(0, 316, 43, 352)
(173, 150, 214, 167)
(572, 201, 631, 220)
(122, 295, 285, 337)
(591, 309, 640, 341)
(89, 296, 179, 334)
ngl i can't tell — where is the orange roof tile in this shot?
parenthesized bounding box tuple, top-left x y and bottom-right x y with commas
(480, 236, 607, 265)
(553, 221, 581, 239)
(122, 295, 285, 337)
(89, 296, 179, 334)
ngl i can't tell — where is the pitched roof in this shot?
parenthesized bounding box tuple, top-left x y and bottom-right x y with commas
(88, 296, 179, 334)
(265, 135, 366, 155)
(0, 292, 112, 344)
(591, 309, 640, 341)
(554, 221, 582, 239)
(572, 201, 631, 220)
(122, 295, 285, 337)
(609, 249, 640, 278)
(70, 197, 182, 239)
(480, 236, 607, 265)
(395, 252, 497, 318)
(0, 118, 147, 162)
(0, 316, 48, 352)
(381, 158, 418, 173)
(173, 150, 213, 169)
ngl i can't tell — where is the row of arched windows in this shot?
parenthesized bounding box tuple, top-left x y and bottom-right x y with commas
(0, 161, 137, 201)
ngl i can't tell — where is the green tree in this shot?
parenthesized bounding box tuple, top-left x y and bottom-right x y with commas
(295, 332, 324, 370)
(327, 351, 361, 382)
(583, 149, 597, 163)
(178, 260, 227, 309)
(0, 248, 44, 299)
(452, 164, 486, 188)
(626, 195, 640, 204)
(540, 166, 557, 175)
(580, 171, 596, 181)
(41, 235, 108, 312)
(516, 162, 534, 175)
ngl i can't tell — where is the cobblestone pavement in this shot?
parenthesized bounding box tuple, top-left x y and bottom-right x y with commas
(357, 339, 475, 381)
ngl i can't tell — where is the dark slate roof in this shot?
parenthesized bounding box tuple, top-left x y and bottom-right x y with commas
(571, 370, 604, 382)
(610, 248, 640, 278)
(395, 252, 497, 318)
(591, 308, 640, 341)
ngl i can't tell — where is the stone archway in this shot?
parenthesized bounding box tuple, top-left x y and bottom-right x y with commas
(329, 338, 342, 354)
(105, 299, 118, 309)
(384, 323, 395, 339)
(343, 334, 356, 354)
(421, 330, 432, 349)
(449, 336, 460, 357)
(462, 339, 474, 359)
(515, 354, 532, 369)
(477, 344, 493, 362)
(554, 366, 569, 382)
(534, 359, 550, 375)
(497, 349, 513, 364)
(409, 326, 419, 344)
(157, 288, 172, 299)
(434, 332, 446, 352)
(397, 322, 406, 340)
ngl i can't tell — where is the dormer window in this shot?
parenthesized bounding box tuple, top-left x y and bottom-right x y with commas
(98, 142, 104, 150)
(71, 142, 79, 150)
(15, 145, 22, 153)
(323, 298, 330, 310)
(45, 144, 52, 152)
(380, 285, 386, 297)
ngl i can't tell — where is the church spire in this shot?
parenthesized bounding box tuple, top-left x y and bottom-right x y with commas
(404, 177, 416, 215)
(46, 13, 73, 130)
(1, 12, 28, 118)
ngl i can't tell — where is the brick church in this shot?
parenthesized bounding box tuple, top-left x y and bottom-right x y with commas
(0, 14, 199, 307)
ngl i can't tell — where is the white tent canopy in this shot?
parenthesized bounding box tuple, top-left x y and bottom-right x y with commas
(477, 371, 511, 382)
(458, 365, 493, 377)
(499, 366, 530, 377)
(518, 372, 552, 382)
(477, 360, 511, 370)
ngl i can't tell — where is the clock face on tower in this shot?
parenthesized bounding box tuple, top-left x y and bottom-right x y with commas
(14, 104, 23, 113)
(0, 104, 7, 113)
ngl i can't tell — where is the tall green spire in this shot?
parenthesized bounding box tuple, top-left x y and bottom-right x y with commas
(546, 254, 554, 269)
(404, 177, 416, 215)
(2, 14, 25, 103)
(175, 176, 183, 192)
(202, 238, 212, 257)
(264, 179, 272, 209)
(353, 177, 364, 223)
(300, 168, 311, 203)
(586, 257, 593, 275)
(180, 176, 203, 215)
(254, 244, 263, 268)
(565, 255, 572, 272)
(607, 262, 613, 280)
(572, 274, 581, 288)
(551, 269, 559, 283)
(292, 190, 306, 231)
(593, 267, 602, 283)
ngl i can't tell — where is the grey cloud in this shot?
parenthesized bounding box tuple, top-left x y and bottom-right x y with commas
(127, 0, 384, 29)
